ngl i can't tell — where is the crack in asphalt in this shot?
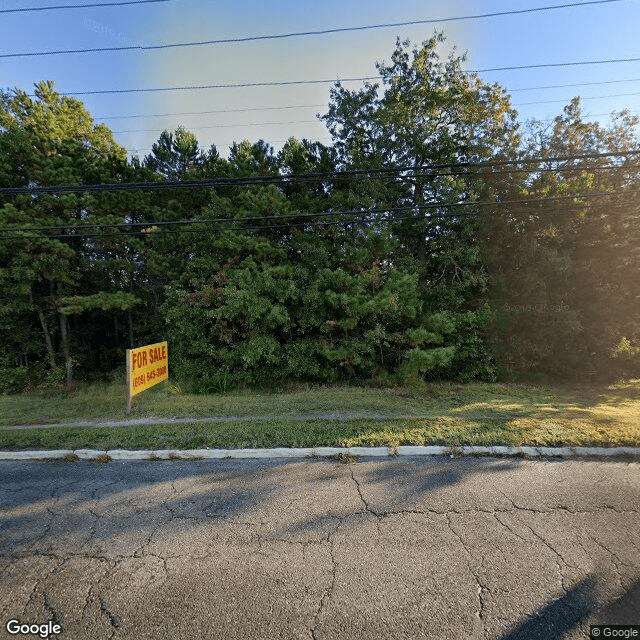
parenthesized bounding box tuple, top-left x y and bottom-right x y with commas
(21, 555, 63, 619)
(348, 467, 371, 514)
(521, 522, 572, 595)
(3, 462, 638, 639)
(42, 590, 62, 627)
(445, 513, 486, 638)
(310, 522, 339, 640)
(348, 467, 384, 538)
(588, 534, 628, 593)
(99, 595, 120, 637)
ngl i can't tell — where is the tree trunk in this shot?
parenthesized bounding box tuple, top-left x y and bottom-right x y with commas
(59, 312, 73, 387)
(36, 307, 57, 371)
(128, 308, 134, 348)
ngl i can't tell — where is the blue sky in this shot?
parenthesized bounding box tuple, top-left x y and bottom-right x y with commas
(2, 0, 639, 160)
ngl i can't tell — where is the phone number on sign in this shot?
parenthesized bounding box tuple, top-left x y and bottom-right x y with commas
(132, 365, 167, 388)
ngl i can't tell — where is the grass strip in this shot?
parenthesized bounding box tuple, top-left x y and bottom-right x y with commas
(1, 415, 638, 451)
(2, 380, 609, 426)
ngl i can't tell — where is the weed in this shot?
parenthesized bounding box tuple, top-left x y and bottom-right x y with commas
(329, 453, 358, 464)
(93, 453, 112, 464)
(60, 453, 80, 463)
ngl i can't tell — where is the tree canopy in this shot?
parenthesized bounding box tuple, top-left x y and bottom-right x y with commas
(1, 38, 639, 392)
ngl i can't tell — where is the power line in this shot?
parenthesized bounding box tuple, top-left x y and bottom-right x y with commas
(1, 0, 621, 57)
(509, 77, 640, 92)
(110, 95, 640, 136)
(2, 189, 636, 236)
(0, 0, 170, 13)
(1, 150, 639, 195)
(91, 74, 640, 122)
(472, 57, 640, 74)
(125, 137, 336, 156)
(125, 136, 336, 155)
(54, 78, 379, 96)
(0, 211, 482, 241)
(28, 61, 640, 97)
(0, 204, 461, 234)
(97, 104, 327, 120)
(113, 120, 320, 134)
(2, 191, 637, 241)
(91, 78, 640, 122)
(516, 91, 640, 106)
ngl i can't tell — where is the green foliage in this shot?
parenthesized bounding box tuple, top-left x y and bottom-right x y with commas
(483, 98, 640, 381)
(2, 38, 638, 391)
(59, 292, 141, 315)
(0, 364, 32, 393)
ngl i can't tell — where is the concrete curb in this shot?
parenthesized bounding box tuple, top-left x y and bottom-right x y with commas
(0, 445, 638, 461)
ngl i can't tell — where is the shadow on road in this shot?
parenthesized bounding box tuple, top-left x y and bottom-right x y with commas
(497, 575, 640, 639)
(0, 456, 637, 636)
(497, 574, 598, 640)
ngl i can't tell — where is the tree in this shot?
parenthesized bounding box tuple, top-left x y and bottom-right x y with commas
(321, 34, 521, 380)
(483, 98, 640, 380)
(0, 81, 140, 387)
(143, 125, 207, 179)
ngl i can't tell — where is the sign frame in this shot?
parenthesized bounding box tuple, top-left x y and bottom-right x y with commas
(126, 341, 168, 413)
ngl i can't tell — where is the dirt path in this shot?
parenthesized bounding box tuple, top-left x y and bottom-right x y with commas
(3, 412, 432, 430)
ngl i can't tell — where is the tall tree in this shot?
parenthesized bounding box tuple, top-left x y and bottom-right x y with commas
(0, 81, 140, 386)
(321, 35, 521, 380)
(483, 98, 640, 380)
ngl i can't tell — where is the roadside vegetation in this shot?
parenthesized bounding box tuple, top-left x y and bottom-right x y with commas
(1, 379, 638, 450)
(2, 36, 639, 398)
(2, 35, 639, 453)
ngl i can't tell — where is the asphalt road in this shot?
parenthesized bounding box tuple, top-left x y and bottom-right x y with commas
(0, 457, 638, 640)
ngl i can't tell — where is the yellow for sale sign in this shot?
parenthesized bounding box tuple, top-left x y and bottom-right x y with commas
(126, 341, 168, 411)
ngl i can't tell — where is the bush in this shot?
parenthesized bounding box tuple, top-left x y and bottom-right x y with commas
(0, 365, 31, 393)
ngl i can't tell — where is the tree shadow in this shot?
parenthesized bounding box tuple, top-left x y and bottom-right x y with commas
(449, 379, 640, 421)
(0, 455, 522, 557)
(594, 579, 640, 626)
(497, 575, 640, 639)
(1, 457, 637, 637)
(497, 574, 598, 640)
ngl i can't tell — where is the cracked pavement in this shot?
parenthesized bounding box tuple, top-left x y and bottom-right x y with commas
(0, 457, 638, 639)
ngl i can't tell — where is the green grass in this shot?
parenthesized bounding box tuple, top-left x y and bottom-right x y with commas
(1, 379, 639, 450)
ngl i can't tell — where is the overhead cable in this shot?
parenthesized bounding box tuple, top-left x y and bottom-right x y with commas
(0, 212, 482, 240)
(110, 96, 640, 134)
(97, 104, 327, 120)
(509, 77, 640, 92)
(1, 189, 637, 237)
(2, 200, 637, 242)
(113, 120, 319, 134)
(471, 57, 640, 73)
(29, 62, 640, 97)
(0, 0, 170, 13)
(2, 0, 621, 57)
(95, 80, 640, 122)
(92, 78, 640, 124)
(516, 90, 640, 106)
(1, 150, 638, 196)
